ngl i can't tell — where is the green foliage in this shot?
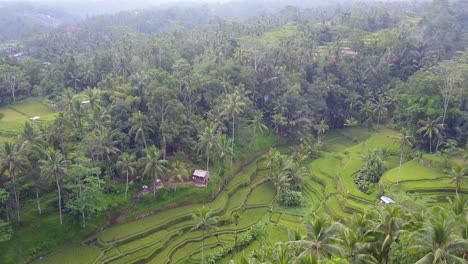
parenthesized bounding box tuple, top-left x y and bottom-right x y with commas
(353, 148, 386, 192)
(278, 189, 304, 207)
(206, 223, 265, 264)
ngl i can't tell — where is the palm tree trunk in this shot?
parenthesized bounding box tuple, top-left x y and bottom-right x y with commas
(143, 134, 148, 149)
(125, 170, 129, 200)
(11, 171, 20, 222)
(206, 150, 210, 172)
(429, 137, 432, 153)
(397, 149, 403, 185)
(163, 135, 167, 160)
(56, 177, 62, 225)
(153, 180, 156, 198)
(36, 189, 42, 215)
(231, 117, 235, 166)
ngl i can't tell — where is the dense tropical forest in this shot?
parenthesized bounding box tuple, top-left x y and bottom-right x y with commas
(0, 0, 467, 263)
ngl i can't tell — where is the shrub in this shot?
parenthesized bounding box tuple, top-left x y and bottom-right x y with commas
(278, 189, 304, 207)
(206, 223, 265, 264)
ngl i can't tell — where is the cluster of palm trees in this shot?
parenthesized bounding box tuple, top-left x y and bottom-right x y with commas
(260, 148, 310, 201)
(0, 141, 69, 224)
(239, 201, 467, 264)
(344, 92, 394, 130)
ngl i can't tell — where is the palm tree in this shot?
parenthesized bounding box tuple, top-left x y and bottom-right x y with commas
(260, 148, 280, 174)
(361, 100, 375, 131)
(412, 211, 467, 263)
(373, 97, 388, 128)
(222, 90, 247, 165)
(57, 88, 75, 113)
(0, 141, 30, 222)
(417, 117, 444, 153)
(141, 146, 169, 197)
(116, 153, 137, 199)
(84, 87, 101, 110)
(270, 169, 291, 200)
(39, 148, 69, 224)
(395, 129, 414, 184)
(292, 214, 343, 260)
(195, 123, 219, 172)
(216, 134, 234, 171)
(170, 161, 188, 192)
(339, 226, 377, 264)
(248, 110, 268, 140)
(129, 111, 153, 149)
(370, 206, 405, 264)
(191, 206, 219, 264)
(315, 120, 329, 142)
(446, 165, 467, 195)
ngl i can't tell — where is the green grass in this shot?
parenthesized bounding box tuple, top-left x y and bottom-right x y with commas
(32, 245, 100, 264)
(246, 181, 275, 206)
(382, 159, 441, 183)
(0, 99, 57, 136)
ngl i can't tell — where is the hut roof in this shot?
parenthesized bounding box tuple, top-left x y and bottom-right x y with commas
(380, 196, 395, 204)
(193, 170, 209, 178)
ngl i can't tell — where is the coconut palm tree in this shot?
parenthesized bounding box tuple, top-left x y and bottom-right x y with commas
(292, 214, 343, 260)
(395, 129, 414, 184)
(195, 123, 219, 172)
(222, 89, 247, 164)
(216, 134, 234, 171)
(373, 97, 388, 128)
(412, 211, 467, 264)
(315, 120, 329, 143)
(116, 153, 137, 199)
(417, 117, 444, 153)
(39, 148, 69, 224)
(170, 161, 188, 192)
(0, 141, 30, 222)
(140, 146, 169, 197)
(191, 206, 219, 264)
(248, 110, 268, 141)
(57, 88, 75, 113)
(339, 226, 377, 264)
(129, 111, 153, 149)
(84, 87, 101, 110)
(446, 165, 467, 195)
(370, 206, 405, 264)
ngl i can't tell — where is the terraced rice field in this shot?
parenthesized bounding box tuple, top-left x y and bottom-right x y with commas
(0, 99, 57, 137)
(37, 127, 466, 263)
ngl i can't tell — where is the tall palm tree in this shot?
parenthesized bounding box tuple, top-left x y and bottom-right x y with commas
(39, 148, 69, 224)
(446, 165, 467, 195)
(292, 214, 343, 260)
(84, 87, 101, 110)
(195, 123, 219, 172)
(412, 211, 467, 264)
(191, 206, 219, 264)
(361, 100, 375, 131)
(129, 111, 153, 149)
(270, 169, 291, 199)
(141, 146, 169, 197)
(339, 226, 377, 264)
(417, 117, 444, 153)
(116, 153, 137, 199)
(222, 90, 247, 164)
(395, 129, 414, 184)
(216, 134, 234, 171)
(248, 110, 268, 139)
(315, 120, 329, 142)
(57, 88, 75, 113)
(370, 206, 405, 264)
(0, 141, 30, 222)
(170, 161, 188, 192)
(373, 97, 388, 128)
